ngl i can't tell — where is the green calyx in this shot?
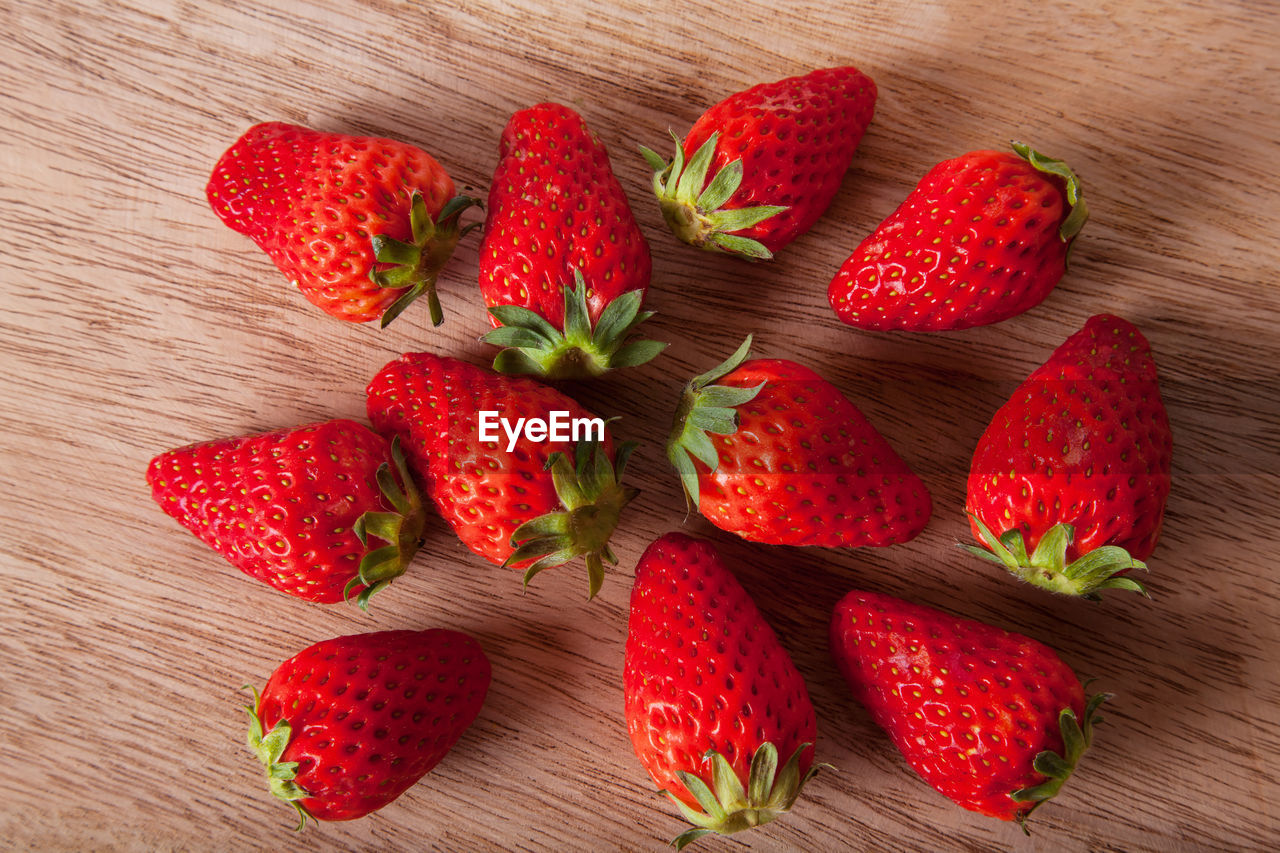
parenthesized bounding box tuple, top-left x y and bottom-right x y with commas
(665, 742, 820, 850)
(1010, 690, 1111, 833)
(640, 132, 787, 261)
(243, 685, 313, 831)
(502, 437, 639, 599)
(344, 437, 427, 611)
(482, 269, 668, 379)
(666, 335, 764, 510)
(368, 191, 482, 328)
(1010, 140, 1089, 262)
(961, 514, 1148, 600)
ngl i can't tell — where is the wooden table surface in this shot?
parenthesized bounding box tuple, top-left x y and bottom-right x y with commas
(2, 0, 1277, 849)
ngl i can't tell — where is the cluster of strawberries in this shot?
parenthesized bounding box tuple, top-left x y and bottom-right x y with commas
(146, 65, 1173, 843)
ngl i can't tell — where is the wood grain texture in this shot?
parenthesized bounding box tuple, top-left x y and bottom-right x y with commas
(1, 0, 1277, 849)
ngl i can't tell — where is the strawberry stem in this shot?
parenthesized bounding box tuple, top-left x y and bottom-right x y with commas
(345, 437, 427, 610)
(666, 335, 765, 509)
(643, 133, 786, 261)
(961, 514, 1148, 599)
(369, 191, 482, 328)
(664, 742, 820, 849)
(1010, 690, 1110, 832)
(502, 438, 639, 599)
(483, 269, 667, 379)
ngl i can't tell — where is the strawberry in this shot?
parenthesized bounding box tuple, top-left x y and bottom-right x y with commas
(625, 533, 818, 848)
(641, 66, 877, 260)
(666, 336, 931, 546)
(964, 314, 1172, 597)
(478, 103, 664, 378)
(828, 143, 1088, 331)
(245, 628, 489, 826)
(206, 121, 479, 327)
(366, 352, 637, 597)
(146, 419, 424, 608)
(830, 590, 1108, 828)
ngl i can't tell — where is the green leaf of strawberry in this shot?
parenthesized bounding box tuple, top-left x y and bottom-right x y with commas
(483, 270, 667, 379)
(345, 436, 427, 610)
(370, 191, 483, 328)
(646, 131, 787, 260)
(1009, 691, 1111, 833)
(667, 744, 821, 849)
(961, 514, 1149, 599)
(504, 437, 639, 599)
(243, 686, 311, 830)
(666, 335, 764, 508)
(1010, 140, 1089, 247)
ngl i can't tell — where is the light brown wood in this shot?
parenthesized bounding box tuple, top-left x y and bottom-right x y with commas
(1, 0, 1277, 849)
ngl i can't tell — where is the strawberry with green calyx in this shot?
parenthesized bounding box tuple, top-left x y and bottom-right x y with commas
(479, 103, 660, 378)
(482, 269, 666, 379)
(964, 314, 1172, 598)
(828, 142, 1088, 331)
(244, 629, 490, 827)
(146, 420, 425, 609)
(640, 66, 877, 260)
(830, 590, 1109, 829)
(366, 352, 638, 598)
(667, 336, 931, 547)
(625, 533, 820, 848)
(206, 121, 480, 327)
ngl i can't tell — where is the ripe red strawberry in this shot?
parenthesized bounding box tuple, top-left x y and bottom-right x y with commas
(625, 533, 818, 848)
(146, 419, 424, 608)
(828, 143, 1088, 331)
(641, 66, 877, 260)
(245, 628, 489, 826)
(478, 103, 664, 378)
(366, 352, 636, 597)
(666, 336, 931, 546)
(964, 314, 1172, 597)
(830, 590, 1108, 828)
(207, 121, 479, 327)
